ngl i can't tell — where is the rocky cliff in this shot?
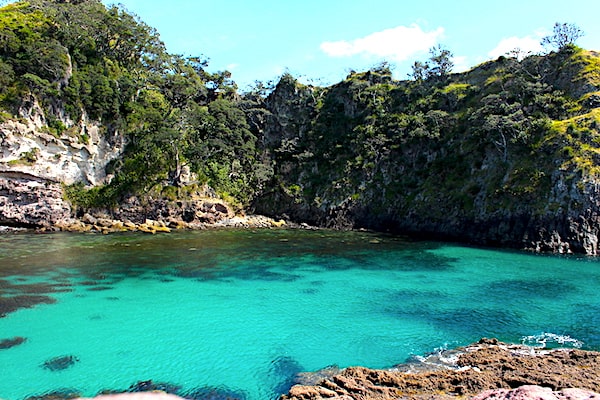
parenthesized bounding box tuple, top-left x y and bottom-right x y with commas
(0, 95, 126, 228)
(2, 0, 600, 254)
(1, 96, 125, 186)
(252, 48, 600, 255)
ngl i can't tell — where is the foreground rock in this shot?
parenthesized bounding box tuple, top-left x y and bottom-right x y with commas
(472, 386, 600, 400)
(0, 171, 71, 228)
(282, 339, 600, 400)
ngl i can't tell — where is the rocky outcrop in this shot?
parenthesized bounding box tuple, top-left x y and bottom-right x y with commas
(281, 339, 600, 400)
(253, 51, 600, 255)
(1, 98, 126, 186)
(0, 171, 71, 228)
(0, 96, 126, 229)
(56, 212, 287, 234)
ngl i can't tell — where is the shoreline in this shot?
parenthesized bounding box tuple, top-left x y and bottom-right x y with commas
(59, 339, 600, 400)
(0, 214, 295, 235)
(281, 338, 600, 400)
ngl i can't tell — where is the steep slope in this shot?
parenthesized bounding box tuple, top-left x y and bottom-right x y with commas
(0, 0, 267, 228)
(253, 48, 600, 254)
(2, 1, 600, 254)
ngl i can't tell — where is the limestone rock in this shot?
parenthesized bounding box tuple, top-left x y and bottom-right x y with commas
(0, 108, 126, 186)
(0, 171, 71, 227)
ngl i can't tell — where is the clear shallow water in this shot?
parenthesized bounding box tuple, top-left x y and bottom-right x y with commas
(1, 229, 600, 400)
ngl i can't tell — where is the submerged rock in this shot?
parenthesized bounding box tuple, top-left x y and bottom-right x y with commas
(26, 388, 81, 400)
(0, 294, 56, 318)
(42, 355, 80, 371)
(269, 356, 304, 395)
(181, 386, 247, 400)
(0, 336, 27, 349)
(77, 394, 185, 400)
(127, 380, 181, 394)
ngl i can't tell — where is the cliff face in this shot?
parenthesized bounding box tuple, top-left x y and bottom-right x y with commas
(0, 96, 126, 228)
(253, 49, 600, 255)
(2, 1, 600, 254)
(0, 171, 71, 228)
(0, 96, 126, 186)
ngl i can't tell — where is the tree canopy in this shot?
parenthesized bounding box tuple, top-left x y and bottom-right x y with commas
(0, 0, 268, 207)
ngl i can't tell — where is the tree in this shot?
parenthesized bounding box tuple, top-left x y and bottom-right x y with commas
(541, 22, 584, 51)
(409, 45, 454, 81)
(410, 60, 429, 81)
(428, 45, 454, 78)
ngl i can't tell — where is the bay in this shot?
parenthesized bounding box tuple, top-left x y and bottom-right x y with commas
(0, 229, 599, 400)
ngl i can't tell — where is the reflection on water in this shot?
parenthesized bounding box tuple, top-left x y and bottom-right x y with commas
(0, 229, 600, 400)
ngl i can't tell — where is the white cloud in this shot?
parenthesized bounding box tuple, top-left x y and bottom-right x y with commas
(451, 55, 470, 73)
(226, 63, 239, 71)
(488, 35, 544, 60)
(320, 24, 444, 62)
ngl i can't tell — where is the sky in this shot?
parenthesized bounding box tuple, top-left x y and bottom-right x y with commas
(98, 0, 598, 90)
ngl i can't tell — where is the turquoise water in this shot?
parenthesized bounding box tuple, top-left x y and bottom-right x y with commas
(1, 229, 600, 400)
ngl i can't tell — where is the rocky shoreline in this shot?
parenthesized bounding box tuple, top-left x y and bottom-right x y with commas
(0, 170, 290, 234)
(57, 339, 600, 400)
(281, 338, 600, 400)
(51, 213, 288, 235)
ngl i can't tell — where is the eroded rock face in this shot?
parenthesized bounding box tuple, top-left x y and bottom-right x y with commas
(1, 98, 126, 186)
(0, 98, 125, 229)
(281, 340, 600, 400)
(0, 171, 71, 228)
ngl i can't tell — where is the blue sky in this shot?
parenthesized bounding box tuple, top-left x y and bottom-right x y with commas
(104, 1, 598, 90)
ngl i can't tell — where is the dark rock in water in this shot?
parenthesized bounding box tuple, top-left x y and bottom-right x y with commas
(0, 336, 27, 349)
(294, 365, 342, 386)
(182, 386, 247, 400)
(128, 380, 181, 393)
(87, 286, 113, 291)
(24, 388, 81, 400)
(42, 355, 80, 371)
(269, 355, 304, 395)
(0, 295, 56, 317)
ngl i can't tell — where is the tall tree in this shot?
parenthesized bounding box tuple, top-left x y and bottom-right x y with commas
(409, 45, 454, 81)
(541, 22, 584, 51)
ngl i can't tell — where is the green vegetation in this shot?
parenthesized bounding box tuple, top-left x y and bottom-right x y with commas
(1, 0, 268, 207)
(8, 147, 38, 166)
(256, 43, 600, 229)
(1, 1, 599, 235)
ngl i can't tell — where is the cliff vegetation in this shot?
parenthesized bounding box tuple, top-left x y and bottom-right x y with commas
(0, 0, 269, 209)
(1, 1, 600, 253)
